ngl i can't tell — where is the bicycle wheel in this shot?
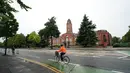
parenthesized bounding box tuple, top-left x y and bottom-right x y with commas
(54, 56, 60, 62)
(63, 56, 70, 64)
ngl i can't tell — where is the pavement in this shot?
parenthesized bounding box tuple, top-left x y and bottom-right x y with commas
(0, 52, 56, 73)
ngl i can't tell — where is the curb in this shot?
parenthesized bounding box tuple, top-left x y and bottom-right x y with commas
(18, 57, 63, 73)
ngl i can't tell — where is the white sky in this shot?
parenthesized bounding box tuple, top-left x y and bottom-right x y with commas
(12, 0, 130, 38)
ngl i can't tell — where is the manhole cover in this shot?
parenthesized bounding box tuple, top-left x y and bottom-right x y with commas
(0, 67, 11, 73)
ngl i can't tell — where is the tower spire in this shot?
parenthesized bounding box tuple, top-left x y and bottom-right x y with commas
(66, 19, 73, 33)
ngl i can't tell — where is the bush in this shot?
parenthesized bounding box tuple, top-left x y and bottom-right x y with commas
(113, 43, 120, 47)
(120, 43, 129, 47)
(113, 43, 130, 47)
(53, 44, 60, 48)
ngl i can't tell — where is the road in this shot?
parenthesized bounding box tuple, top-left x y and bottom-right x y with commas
(1, 48, 130, 73)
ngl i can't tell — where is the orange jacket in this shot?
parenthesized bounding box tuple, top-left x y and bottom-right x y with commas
(57, 46, 66, 53)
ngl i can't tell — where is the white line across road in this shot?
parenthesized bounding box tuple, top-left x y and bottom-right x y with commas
(118, 56, 128, 59)
(117, 51, 130, 56)
(48, 59, 81, 66)
(27, 55, 40, 59)
(111, 70, 124, 73)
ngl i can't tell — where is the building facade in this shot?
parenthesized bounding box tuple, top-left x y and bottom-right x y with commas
(52, 19, 77, 46)
(96, 30, 112, 47)
(52, 19, 112, 47)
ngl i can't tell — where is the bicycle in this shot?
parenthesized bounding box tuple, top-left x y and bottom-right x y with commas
(54, 51, 70, 64)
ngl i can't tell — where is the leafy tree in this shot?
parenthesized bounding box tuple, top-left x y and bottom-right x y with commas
(38, 29, 49, 47)
(17, 33, 26, 47)
(28, 31, 41, 47)
(112, 36, 120, 45)
(0, 14, 19, 55)
(0, 0, 30, 55)
(121, 26, 130, 43)
(14, 33, 26, 47)
(76, 14, 97, 47)
(7, 33, 26, 48)
(0, 0, 31, 11)
(122, 31, 130, 43)
(7, 36, 15, 47)
(0, 42, 4, 48)
(43, 17, 60, 49)
(25, 34, 32, 48)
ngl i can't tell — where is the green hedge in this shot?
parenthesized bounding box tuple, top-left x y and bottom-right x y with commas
(53, 44, 60, 48)
(113, 43, 130, 47)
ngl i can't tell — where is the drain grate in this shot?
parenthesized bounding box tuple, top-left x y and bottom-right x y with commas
(0, 67, 11, 73)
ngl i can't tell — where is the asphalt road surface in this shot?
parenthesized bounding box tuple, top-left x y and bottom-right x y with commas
(1, 48, 130, 73)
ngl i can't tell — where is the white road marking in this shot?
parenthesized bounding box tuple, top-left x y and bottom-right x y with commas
(27, 55, 40, 59)
(92, 56, 100, 58)
(111, 70, 124, 73)
(48, 59, 80, 66)
(123, 58, 130, 60)
(118, 56, 128, 59)
(117, 51, 130, 56)
(75, 55, 79, 56)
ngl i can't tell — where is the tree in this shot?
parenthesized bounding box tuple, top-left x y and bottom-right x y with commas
(121, 26, 130, 43)
(14, 34, 26, 47)
(0, 0, 30, 55)
(28, 31, 41, 47)
(7, 33, 26, 48)
(25, 34, 31, 48)
(16, 33, 26, 47)
(7, 36, 15, 47)
(43, 17, 60, 49)
(112, 36, 120, 45)
(38, 29, 49, 47)
(76, 14, 97, 47)
(122, 31, 130, 43)
(0, 14, 19, 55)
(0, 42, 4, 48)
(0, 0, 31, 11)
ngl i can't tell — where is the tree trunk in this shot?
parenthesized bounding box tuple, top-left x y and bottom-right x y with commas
(50, 36, 53, 49)
(4, 37, 7, 55)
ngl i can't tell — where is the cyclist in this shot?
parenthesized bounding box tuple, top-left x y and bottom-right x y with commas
(56, 44, 66, 61)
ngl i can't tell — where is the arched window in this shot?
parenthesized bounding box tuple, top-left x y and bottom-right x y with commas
(103, 35, 107, 42)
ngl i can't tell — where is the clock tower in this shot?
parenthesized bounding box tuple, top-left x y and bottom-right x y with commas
(66, 19, 73, 33)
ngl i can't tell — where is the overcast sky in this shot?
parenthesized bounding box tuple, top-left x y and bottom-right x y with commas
(12, 0, 130, 38)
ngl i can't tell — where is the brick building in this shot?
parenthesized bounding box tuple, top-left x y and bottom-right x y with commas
(52, 19, 77, 46)
(96, 30, 112, 47)
(52, 19, 112, 47)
